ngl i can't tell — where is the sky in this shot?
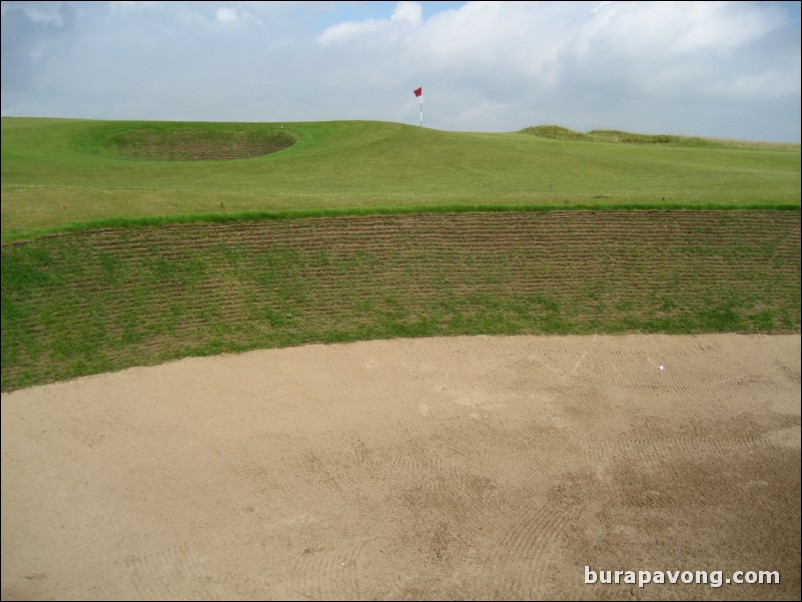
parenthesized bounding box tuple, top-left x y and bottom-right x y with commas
(1, 1, 800, 142)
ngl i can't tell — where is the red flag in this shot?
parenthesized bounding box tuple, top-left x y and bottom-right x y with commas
(413, 87, 422, 97)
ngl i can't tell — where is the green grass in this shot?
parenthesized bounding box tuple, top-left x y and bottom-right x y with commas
(2, 210, 799, 391)
(1, 117, 799, 391)
(5, 202, 800, 244)
(2, 118, 799, 236)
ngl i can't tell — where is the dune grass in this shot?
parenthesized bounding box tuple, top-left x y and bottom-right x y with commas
(2, 118, 799, 236)
(520, 124, 802, 150)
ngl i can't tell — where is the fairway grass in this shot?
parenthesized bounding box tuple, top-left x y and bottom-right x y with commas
(2, 210, 799, 392)
(2, 118, 799, 236)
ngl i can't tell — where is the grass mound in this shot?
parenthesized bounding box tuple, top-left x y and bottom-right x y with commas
(519, 125, 702, 145)
(105, 125, 296, 160)
(519, 125, 591, 141)
(589, 129, 694, 145)
(520, 124, 801, 150)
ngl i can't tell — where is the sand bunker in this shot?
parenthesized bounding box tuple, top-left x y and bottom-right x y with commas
(2, 334, 799, 600)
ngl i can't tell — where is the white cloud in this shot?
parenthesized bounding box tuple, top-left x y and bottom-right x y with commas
(215, 7, 237, 23)
(319, 0, 423, 44)
(391, 1, 422, 25)
(110, 2, 167, 13)
(318, 18, 387, 44)
(574, 1, 786, 57)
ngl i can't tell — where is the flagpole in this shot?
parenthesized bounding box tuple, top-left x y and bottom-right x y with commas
(413, 87, 423, 126)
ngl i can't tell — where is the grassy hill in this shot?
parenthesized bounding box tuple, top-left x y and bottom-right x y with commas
(1, 118, 799, 390)
(520, 124, 802, 150)
(2, 118, 799, 237)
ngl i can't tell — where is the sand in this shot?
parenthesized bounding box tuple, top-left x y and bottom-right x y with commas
(2, 334, 800, 600)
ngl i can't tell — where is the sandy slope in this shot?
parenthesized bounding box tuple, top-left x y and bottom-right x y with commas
(2, 334, 800, 600)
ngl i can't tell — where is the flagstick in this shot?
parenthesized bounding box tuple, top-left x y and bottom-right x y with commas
(419, 94, 423, 127)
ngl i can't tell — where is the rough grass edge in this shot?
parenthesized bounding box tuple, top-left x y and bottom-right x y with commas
(3, 202, 800, 244)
